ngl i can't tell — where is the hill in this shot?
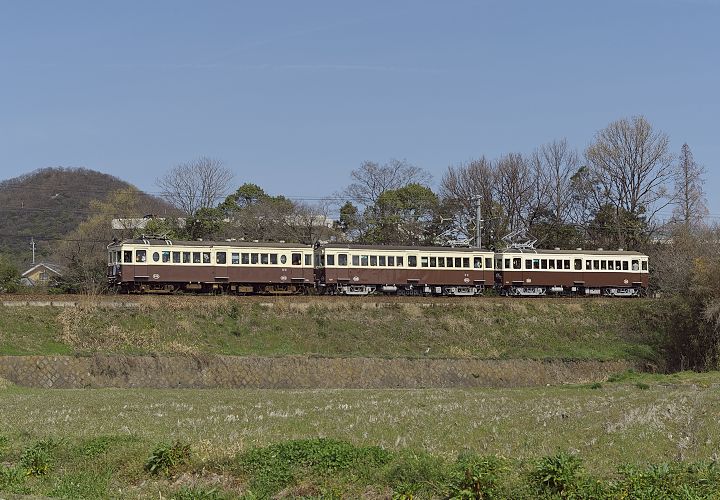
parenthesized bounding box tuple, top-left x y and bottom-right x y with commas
(0, 167, 174, 267)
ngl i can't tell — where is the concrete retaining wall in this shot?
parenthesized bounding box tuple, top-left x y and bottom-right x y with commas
(0, 355, 636, 389)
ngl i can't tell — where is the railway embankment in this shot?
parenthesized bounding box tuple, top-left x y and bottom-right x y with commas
(0, 296, 664, 387)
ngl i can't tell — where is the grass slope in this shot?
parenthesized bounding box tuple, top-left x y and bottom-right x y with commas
(0, 298, 662, 361)
(1, 372, 719, 498)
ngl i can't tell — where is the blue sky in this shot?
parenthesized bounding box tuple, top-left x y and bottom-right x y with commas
(1, 0, 718, 218)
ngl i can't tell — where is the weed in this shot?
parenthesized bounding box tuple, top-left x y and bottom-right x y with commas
(589, 382, 602, 389)
(0, 465, 26, 492)
(145, 440, 192, 476)
(635, 382, 650, 390)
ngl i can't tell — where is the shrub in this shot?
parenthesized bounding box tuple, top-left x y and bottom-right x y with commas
(383, 450, 447, 497)
(237, 438, 391, 496)
(19, 439, 58, 476)
(530, 452, 583, 496)
(145, 440, 192, 476)
(448, 454, 507, 499)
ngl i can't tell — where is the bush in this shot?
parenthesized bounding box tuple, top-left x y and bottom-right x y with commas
(0, 465, 26, 493)
(19, 439, 58, 476)
(448, 454, 507, 499)
(530, 452, 583, 497)
(145, 440, 192, 476)
(237, 438, 391, 496)
(383, 450, 447, 497)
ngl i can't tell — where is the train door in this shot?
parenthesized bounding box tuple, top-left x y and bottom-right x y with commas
(214, 249, 229, 283)
(134, 248, 149, 280)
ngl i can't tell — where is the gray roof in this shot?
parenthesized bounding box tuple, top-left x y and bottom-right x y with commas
(322, 243, 489, 253)
(495, 248, 646, 256)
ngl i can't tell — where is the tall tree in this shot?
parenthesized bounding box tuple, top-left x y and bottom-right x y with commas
(363, 184, 440, 245)
(585, 116, 674, 248)
(156, 156, 233, 216)
(672, 143, 707, 230)
(345, 159, 431, 208)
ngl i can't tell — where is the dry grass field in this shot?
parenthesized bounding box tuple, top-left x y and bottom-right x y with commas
(2, 372, 720, 498)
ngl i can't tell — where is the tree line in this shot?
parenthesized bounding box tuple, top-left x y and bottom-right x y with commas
(145, 116, 706, 254)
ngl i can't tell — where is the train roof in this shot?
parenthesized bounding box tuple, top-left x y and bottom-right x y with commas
(321, 243, 490, 253)
(111, 238, 311, 249)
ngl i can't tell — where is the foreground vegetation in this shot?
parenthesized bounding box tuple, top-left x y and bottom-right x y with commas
(1, 371, 720, 498)
(0, 297, 662, 362)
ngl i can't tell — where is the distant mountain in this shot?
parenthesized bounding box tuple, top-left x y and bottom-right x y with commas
(0, 167, 174, 268)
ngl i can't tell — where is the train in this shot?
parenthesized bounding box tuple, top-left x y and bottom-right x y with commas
(107, 238, 649, 297)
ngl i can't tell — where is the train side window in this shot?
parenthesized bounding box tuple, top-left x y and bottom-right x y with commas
(600, 260, 606, 270)
(232, 253, 240, 265)
(585, 259, 591, 270)
(540, 259, 546, 269)
(437, 257, 445, 267)
(421, 256, 428, 267)
(428, 257, 435, 267)
(485, 257, 493, 269)
(632, 260, 639, 271)
(387, 256, 395, 266)
(642, 261, 647, 271)
(447, 257, 454, 268)
(409, 256, 417, 267)
(280, 255, 287, 264)
(338, 254, 348, 266)
(291, 253, 301, 265)
(192, 252, 201, 263)
(124, 251, 132, 263)
(379, 255, 386, 266)
(397, 256, 404, 267)
(455, 257, 461, 268)
(474, 257, 482, 269)
(549, 260, 556, 270)
(564, 260, 571, 270)
(136, 250, 147, 262)
(305, 254, 312, 266)
(370, 255, 378, 266)
(152, 252, 160, 262)
(574, 259, 582, 270)
(622, 261, 628, 270)
(161, 251, 170, 263)
(525, 259, 532, 269)
(202, 252, 211, 264)
(616, 260, 621, 269)
(352, 255, 359, 266)
(182, 252, 190, 263)
(327, 254, 335, 266)
(532, 259, 539, 270)
(608, 261, 614, 270)
(361, 255, 369, 266)
(319, 255, 326, 266)
(261, 254, 269, 265)
(241, 253, 250, 264)
(463, 257, 470, 268)
(593, 260, 599, 270)
(172, 252, 180, 263)
(251, 253, 259, 264)
(270, 254, 278, 265)
(216, 252, 227, 264)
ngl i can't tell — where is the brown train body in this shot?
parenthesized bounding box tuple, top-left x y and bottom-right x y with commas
(107, 239, 649, 297)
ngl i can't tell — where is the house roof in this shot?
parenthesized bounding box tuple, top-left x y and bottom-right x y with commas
(21, 263, 63, 278)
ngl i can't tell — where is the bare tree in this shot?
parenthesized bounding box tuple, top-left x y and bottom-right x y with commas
(494, 153, 534, 234)
(672, 143, 707, 230)
(156, 156, 233, 216)
(531, 139, 579, 227)
(585, 116, 674, 247)
(345, 159, 431, 207)
(439, 157, 498, 245)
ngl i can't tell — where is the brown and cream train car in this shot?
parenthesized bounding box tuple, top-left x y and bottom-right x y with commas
(315, 244, 495, 296)
(107, 238, 314, 293)
(494, 249, 649, 296)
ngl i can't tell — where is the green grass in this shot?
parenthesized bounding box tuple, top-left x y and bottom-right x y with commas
(2, 373, 720, 497)
(0, 297, 664, 362)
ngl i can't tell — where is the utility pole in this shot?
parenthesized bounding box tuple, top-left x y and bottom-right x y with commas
(474, 195, 482, 248)
(31, 237, 36, 264)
